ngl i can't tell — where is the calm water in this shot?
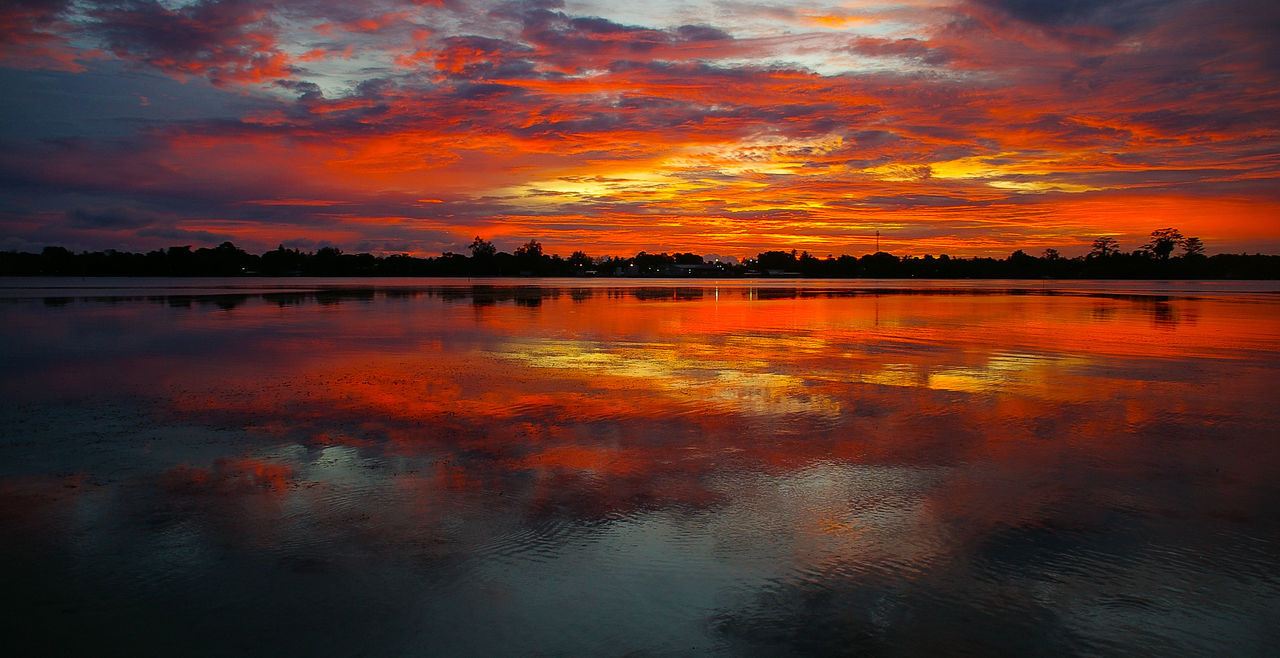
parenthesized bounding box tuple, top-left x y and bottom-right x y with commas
(2, 278, 1279, 655)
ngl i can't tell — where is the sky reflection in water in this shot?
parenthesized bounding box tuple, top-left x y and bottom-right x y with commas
(2, 281, 1279, 655)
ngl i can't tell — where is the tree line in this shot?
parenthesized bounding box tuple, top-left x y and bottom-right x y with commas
(2, 229, 1277, 279)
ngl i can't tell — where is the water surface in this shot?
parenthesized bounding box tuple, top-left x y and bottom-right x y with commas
(2, 278, 1278, 655)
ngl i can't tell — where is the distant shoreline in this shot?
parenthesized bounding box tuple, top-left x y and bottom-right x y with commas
(5, 241, 1278, 279)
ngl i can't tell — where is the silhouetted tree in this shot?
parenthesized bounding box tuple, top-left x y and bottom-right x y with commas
(42, 245, 72, 260)
(261, 244, 305, 275)
(1144, 228, 1185, 259)
(191, 241, 255, 275)
(469, 236, 496, 259)
(39, 246, 75, 274)
(1089, 237, 1119, 258)
(511, 240, 545, 275)
(633, 251, 676, 275)
(1005, 249, 1039, 277)
(859, 250, 900, 277)
(514, 240, 543, 258)
(757, 250, 799, 272)
(1183, 236, 1205, 257)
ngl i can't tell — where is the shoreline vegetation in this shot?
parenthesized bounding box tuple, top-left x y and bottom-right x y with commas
(4, 230, 1278, 279)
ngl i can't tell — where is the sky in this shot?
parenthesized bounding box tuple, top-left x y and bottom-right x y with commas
(1, 0, 1278, 258)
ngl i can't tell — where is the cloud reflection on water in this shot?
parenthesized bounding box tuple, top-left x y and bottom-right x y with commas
(1, 282, 1278, 654)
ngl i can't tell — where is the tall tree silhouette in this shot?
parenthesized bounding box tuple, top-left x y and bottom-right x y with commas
(469, 236, 496, 258)
(1145, 228, 1185, 260)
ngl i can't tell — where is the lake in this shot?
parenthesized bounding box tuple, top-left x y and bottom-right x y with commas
(2, 278, 1278, 655)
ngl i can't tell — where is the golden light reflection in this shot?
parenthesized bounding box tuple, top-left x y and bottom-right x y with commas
(493, 336, 842, 420)
(857, 352, 1088, 396)
(120, 286, 1279, 497)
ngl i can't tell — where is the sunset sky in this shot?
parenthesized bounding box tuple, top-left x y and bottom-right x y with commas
(2, 0, 1278, 257)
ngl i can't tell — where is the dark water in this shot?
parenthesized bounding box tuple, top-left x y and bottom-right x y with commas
(2, 278, 1278, 655)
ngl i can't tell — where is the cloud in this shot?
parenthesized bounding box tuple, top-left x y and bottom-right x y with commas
(0, 0, 85, 70)
(138, 225, 236, 243)
(967, 0, 1172, 32)
(275, 78, 324, 101)
(431, 35, 535, 78)
(845, 36, 951, 65)
(84, 0, 295, 85)
(0, 0, 1277, 256)
(675, 24, 731, 42)
(66, 206, 156, 229)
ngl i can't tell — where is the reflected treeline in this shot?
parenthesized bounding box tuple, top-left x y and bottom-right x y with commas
(3, 239, 1279, 279)
(16, 286, 1222, 326)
